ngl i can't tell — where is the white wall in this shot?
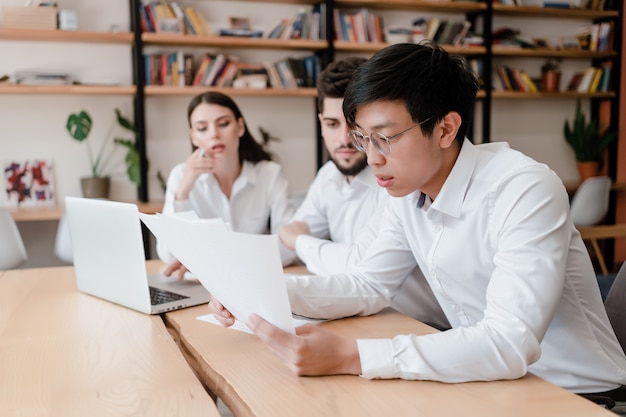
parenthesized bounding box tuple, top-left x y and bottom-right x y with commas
(1, 1, 591, 267)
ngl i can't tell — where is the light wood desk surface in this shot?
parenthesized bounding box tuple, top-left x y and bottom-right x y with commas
(0, 266, 219, 417)
(8, 201, 164, 222)
(165, 286, 614, 417)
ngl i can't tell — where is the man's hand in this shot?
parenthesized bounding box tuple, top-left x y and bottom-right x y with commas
(208, 297, 235, 327)
(163, 259, 190, 281)
(278, 221, 311, 251)
(246, 314, 362, 376)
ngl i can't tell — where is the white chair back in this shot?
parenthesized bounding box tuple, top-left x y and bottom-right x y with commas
(570, 176, 612, 227)
(0, 208, 28, 270)
(54, 211, 73, 264)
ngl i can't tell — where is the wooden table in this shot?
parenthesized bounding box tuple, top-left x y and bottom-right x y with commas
(165, 292, 615, 416)
(0, 266, 219, 417)
(9, 201, 164, 222)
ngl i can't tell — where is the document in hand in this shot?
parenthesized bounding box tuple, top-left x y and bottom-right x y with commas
(138, 212, 296, 334)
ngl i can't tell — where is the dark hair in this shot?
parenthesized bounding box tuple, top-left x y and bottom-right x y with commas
(317, 57, 367, 112)
(343, 42, 478, 145)
(187, 91, 272, 163)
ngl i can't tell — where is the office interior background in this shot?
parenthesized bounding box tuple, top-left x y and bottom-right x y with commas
(1, 0, 624, 269)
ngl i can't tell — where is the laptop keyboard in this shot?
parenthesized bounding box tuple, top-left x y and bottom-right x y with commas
(149, 286, 189, 305)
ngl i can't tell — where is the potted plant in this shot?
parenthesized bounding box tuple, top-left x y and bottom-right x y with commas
(563, 98, 617, 181)
(541, 57, 561, 92)
(66, 108, 141, 198)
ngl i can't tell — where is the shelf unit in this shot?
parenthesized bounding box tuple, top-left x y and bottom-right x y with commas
(1, 1, 622, 223)
(0, 28, 136, 96)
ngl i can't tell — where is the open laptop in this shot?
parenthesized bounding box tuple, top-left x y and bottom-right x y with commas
(64, 196, 211, 314)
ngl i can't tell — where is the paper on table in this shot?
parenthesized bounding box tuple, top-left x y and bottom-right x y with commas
(139, 212, 295, 334)
(196, 314, 327, 335)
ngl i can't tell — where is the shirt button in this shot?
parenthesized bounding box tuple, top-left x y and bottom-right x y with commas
(435, 225, 442, 232)
(453, 304, 461, 312)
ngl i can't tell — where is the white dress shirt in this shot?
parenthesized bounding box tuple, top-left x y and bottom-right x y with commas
(286, 140, 626, 393)
(292, 162, 387, 269)
(291, 161, 449, 330)
(158, 160, 294, 264)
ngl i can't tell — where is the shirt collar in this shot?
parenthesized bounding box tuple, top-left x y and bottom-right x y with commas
(328, 163, 377, 189)
(428, 139, 511, 218)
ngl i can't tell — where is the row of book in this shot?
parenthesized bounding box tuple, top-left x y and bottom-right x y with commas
(493, 65, 539, 93)
(566, 64, 612, 93)
(144, 52, 321, 89)
(264, 3, 327, 41)
(576, 21, 614, 52)
(332, 8, 383, 43)
(493, 63, 612, 93)
(495, 0, 616, 10)
(140, 1, 209, 35)
(413, 17, 472, 47)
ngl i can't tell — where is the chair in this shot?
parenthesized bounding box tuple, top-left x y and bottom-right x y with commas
(570, 176, 612, 274)
(54, 210, 73, 264)
(580, 261, 626, 409)
(0, 208, 28, 270)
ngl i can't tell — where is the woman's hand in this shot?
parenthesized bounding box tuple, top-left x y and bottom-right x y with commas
(163, 259, 190, 281)
(175, 148, 215, 200)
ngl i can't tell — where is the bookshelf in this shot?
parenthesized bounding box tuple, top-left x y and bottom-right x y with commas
(0, 0, 622, 228)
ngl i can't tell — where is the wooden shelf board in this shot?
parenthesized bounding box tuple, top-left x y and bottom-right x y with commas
(334, 41, 486, 55)
(145, 85, 317, 97)
(492, 48, 617, 59)
(0, 28, 133, 44)
(9, 201, 163, 222)
(336, 0, 486, 13)
(492, 4, 619, 19)
(0, 84, 136, 95)
(142, 33, 327, 50)
(492, 91, 616, 99)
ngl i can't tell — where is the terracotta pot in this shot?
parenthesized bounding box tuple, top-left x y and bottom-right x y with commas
(542, 71, 561, 92)
(80, 177, 110, 199)
(577, 161, 600, 182)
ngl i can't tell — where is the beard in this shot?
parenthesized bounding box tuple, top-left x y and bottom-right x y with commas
(330, 151, 368, 177)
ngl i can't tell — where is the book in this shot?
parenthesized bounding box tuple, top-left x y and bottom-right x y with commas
(203, 54, 228, 86)
(170, 1, 193, 34)
(588, 67, 604, 93)
(185, 6, 208, 36)
(577, 67, 598, 93)
(519, 70, 538, 93)
(264, 61, 284, 88)
(193, 55, 212, 86)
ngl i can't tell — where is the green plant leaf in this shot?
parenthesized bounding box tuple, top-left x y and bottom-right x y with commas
(114, 138, 142, 185)
(66, 110, 92, 142)
(115, 108, 136, 133)
(563, 98, 617, 162)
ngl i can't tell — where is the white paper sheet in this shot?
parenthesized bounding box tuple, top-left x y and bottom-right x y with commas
(196, 314, 327, 335)
(139, 212, 295, 334)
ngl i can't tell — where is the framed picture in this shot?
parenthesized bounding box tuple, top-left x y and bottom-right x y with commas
(3, 159, 55, 207)
(229, 16, 251, 29)
(560, 36, 580, 51)
(157, 17, 182, 33)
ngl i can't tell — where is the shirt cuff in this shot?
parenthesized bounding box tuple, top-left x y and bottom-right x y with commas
(357, 338, 396, 379)
(173, 199, 193, 212)
(294, 234, 322, 263)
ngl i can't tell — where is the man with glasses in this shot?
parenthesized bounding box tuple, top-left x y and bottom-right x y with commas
(212, 42, 626, 396)
(279, 57, 448, 329)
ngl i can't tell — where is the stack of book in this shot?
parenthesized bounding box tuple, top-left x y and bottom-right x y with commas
(140, 1, 209, 35)
(264, 3, 327, 41)
(15, 71, 71, 85)
(493, 65, 539, 93)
